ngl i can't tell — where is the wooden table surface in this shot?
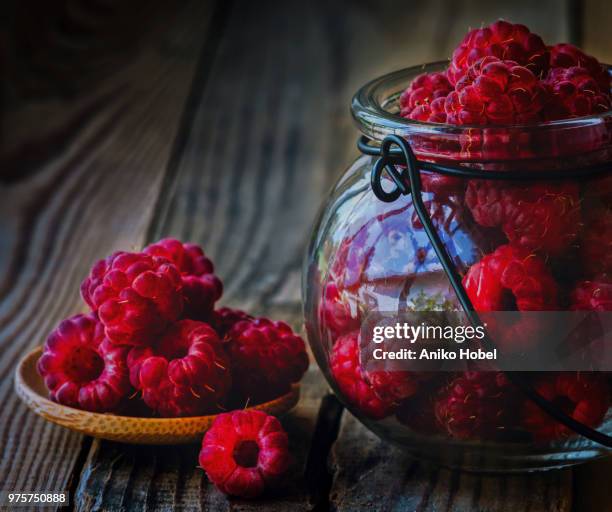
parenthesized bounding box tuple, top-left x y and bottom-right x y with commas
(1, 1, 611, 510)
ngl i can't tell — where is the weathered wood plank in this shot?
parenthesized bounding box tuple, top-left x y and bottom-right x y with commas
(0, 0, 215, 498)
(329, 413, 572, 512)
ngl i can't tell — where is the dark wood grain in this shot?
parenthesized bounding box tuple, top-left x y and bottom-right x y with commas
(329, 413, 572, 512)
(0, 0, 215, 498)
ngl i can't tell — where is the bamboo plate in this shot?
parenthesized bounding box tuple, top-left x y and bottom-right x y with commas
(15, 347, 300, 445)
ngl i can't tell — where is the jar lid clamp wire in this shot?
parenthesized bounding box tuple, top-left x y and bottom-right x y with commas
(361, 133, 612, 448)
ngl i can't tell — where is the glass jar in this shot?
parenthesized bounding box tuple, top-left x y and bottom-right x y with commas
(302, 62, 612, 471)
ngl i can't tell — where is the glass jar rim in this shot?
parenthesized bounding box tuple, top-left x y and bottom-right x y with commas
(351, 61, 612, 141)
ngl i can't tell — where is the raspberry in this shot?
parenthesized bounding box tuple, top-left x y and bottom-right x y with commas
(435, 371, 518, 440)
(571, 279, 612, 311)
(581, 209, 612, 276)
(212, 307, 253, 338)
(522, 372, 610, 441)
(330, 331, 393, 419)
(199, 410, 290, 498)
(448, 21, 548, 86)
(227, 318, 308, 403)
(399, 72, 452, 122)
(318, 280, 360, 341)
(37, 313, 131, 412)
(144, 238, 223, 321)
(465, 180, 581, 255)
(543, 66, 611, 120)
(463, 244, 558, 311)
(445, 56, 548, 125)
(128, 320, 231, 417)
(549, 43, 610, 92)
(81, 251, 183, 344)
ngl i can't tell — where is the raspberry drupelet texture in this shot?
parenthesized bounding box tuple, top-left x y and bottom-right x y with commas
(318, 280, 360, 342)
(448, 20, 548, 86)
(435, 371, 518, 440)
(571, 279, 612, 311)
(399, 72, 452, 122)
(522, 372, 610, 441)
(465, 181, 581, 256)
(144, 238, 223, 321)
(330, 331, 393, 419)
(549, 43, 610, 92)
(544, 66, 611, 120)
(226, 318, 308, 403)
(463, 244, 558, 311)
(212, 307, 254, 338)
(445, 56, 548, 125)
(81, 251, 183, 344)
(199, 410, 290, 498)
(581, 209, 612, 276)
(128, 320, 231, 417)
(37, 313, 131, 412)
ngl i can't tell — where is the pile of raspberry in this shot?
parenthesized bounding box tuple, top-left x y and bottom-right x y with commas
(324, 21, 612, 443)
(38, 238, 308, 418)
(400, 20, 611, 126)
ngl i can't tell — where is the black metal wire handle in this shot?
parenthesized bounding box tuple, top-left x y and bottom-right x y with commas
(362, 134, 612, 448)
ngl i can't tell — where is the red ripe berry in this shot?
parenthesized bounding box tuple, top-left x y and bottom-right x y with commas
(199, 410, 290, 498)
(522, 372, 610, 441)
(318, 280, 360, 341)
(463, 244, 558, 311)
(399, 72, 453, 122)
(543, 66, 611, 120)
(465, 180, 581, 256)
(37, 314, 131, 412)
(581, 209, 612, 276)
(571, 279, 612, 311)
(227, 318, 309, 403)
(435, 371, 518, 440)
(144, 238, 223, 321)
(212, 307, 253, 338)
(128, 320, 231, 417)
(448, 20, 548, 85)
(330, 331, 393, 419)
(81, 251, 183, 344)
(549, 43, 610, 92)
(446, 56, 548, 125)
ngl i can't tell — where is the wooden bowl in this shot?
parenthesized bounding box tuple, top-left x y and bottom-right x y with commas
(15, 347, 300, 445)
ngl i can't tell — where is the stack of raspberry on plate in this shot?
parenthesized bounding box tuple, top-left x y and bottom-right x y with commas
(324, 20, 612, 442)
(37, 238, 308, 417)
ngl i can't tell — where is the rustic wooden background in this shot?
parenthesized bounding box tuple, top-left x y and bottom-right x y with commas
(1, 0, 611, 510)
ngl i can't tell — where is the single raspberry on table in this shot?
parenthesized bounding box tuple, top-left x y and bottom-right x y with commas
(571, 279, 612, 311)
(463, 244, 558, 311)
(399, 71, 452, 122)
(144, 238, 223, 321)
(330, 331, 393, 419)
(212, 307, 253, 338)
(81, 251, 183, 344)
(580, 209, 612, 276)
(543, 66, 611, 120)
(435, 371, 518, 440)
(199, 410, 290, 498)
(549, 43, 610, 93)
(448, 20, 548, 86)
(128, 320, 231, 417)
(226, 318, 308, 404)
(522, 372, 610, 441)
(445, 56, 548, 125)
(465, 180, 581, 256)
(37, 313, 131, 412)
